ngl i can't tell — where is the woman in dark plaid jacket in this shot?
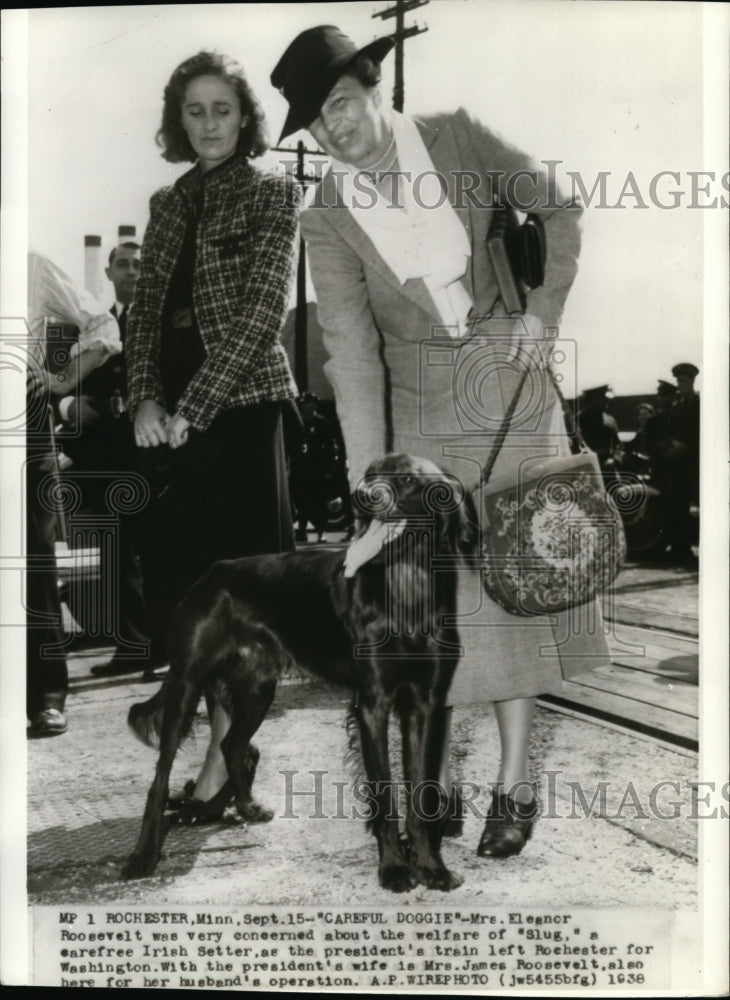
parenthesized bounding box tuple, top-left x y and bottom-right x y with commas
(125, 51, 301, 817)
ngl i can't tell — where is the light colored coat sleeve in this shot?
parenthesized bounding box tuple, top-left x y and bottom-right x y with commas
(450, 108, 582, 326)
(300, 206, 388, 490)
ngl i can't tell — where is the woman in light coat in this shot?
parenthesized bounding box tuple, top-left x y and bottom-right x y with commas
(271, 25, 611, 857)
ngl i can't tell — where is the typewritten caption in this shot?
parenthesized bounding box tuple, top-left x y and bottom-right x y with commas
(32, 906, 679, 990)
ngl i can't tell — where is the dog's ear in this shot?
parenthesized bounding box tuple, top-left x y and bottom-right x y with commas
(456, 488, 482, 557)
(429, 474, 480, 557)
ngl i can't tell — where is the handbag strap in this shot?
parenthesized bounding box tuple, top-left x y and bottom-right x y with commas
(478, 349, 588, 487)
(545, 362, 589, 452)
(478, 361, 531, 487)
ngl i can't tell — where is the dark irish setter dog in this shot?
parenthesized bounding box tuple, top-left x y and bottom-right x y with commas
(123, 454, 477, 892)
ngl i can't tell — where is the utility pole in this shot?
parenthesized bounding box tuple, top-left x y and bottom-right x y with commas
(271, 141, 324, 393)
(372, 0, 429, 112)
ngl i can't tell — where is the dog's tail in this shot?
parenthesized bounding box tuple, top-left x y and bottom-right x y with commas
(128, 685, 168, 749)
(127, 569, 239, 750)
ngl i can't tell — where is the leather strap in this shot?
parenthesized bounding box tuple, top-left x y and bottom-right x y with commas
(478, 352, 587, 487)
(478, 361, 531, 487)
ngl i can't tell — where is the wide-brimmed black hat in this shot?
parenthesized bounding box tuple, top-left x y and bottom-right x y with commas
(271, 25, 395, 142)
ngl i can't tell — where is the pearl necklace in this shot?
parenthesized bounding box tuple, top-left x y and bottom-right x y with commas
(360, 130, 397, 181)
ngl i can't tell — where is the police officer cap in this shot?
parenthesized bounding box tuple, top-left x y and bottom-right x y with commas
(582, 384, 613, 400)
(657, 379, 677, 394)
(671, 362, 699, 378)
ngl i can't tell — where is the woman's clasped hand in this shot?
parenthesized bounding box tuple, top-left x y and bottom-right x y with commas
(134, 402, 191, 450)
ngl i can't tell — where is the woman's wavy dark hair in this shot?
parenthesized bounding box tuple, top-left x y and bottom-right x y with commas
(156, 51, 269, 163)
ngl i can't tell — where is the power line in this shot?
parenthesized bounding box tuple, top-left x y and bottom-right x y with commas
(373, 0, 429, 112)
(271, 141, 325, 391)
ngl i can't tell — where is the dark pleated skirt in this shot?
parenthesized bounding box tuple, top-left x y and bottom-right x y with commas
(137, 401, 294, 663)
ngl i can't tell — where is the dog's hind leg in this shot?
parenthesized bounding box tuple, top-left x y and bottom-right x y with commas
(218, 631, 281, 824)
(353, 691, 416, 893)
(171, 701, 237, 825)
(122, 672, 201, 879)
(220, 693, 276, 824)
(400, 693, 463, 891)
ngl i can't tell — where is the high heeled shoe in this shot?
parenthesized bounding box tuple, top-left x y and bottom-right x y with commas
(168, 780, 236, 825)
(166, 779, 197, 810)
(477, 792, 538, 858)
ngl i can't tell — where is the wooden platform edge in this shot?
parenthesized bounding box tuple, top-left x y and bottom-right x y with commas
(541, 681, 699, 751)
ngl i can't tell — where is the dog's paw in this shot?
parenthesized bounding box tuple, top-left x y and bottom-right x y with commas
(122, 852, 159, 880)
(237, 799, 274, 824)
(413, 863, 463, 892)
(441, 814, 465, 838)
(379, 862, 418, 894)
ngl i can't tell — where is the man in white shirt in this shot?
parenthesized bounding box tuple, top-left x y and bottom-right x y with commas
(49, 242, 154, 678)
(26, 250, 122, 735)
(56, 242, 139, 426)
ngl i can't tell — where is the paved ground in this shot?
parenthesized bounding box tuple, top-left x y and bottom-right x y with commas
(29, 671, 697, 910)
(26, 554, 700, 910)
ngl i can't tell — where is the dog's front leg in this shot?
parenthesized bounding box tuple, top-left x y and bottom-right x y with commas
(401, 700, 463, 891)
(354, 697, 415, 893)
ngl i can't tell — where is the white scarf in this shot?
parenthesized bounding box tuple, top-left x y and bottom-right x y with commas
(331, 111, 473, 336)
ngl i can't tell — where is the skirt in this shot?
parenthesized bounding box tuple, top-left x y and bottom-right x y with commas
(137, 401, 294, 663)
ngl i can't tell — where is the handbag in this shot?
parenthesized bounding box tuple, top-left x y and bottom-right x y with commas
(486, 206, 547, 314)
(474, 361, 626, 616)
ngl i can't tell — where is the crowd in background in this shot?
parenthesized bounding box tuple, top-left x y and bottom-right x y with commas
(577, 367, 700, 567)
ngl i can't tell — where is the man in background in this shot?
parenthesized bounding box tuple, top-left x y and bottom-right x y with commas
(26, 365, 71, 737)
(578, 384, 621, 485)
(26, 251, 122, 734)
(289, 392, 338, 544)
(661, 363, 700, 565)
(643, 379, 677, 482)
(53, 242, 152, 677)
(57, 242, 139, 436)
